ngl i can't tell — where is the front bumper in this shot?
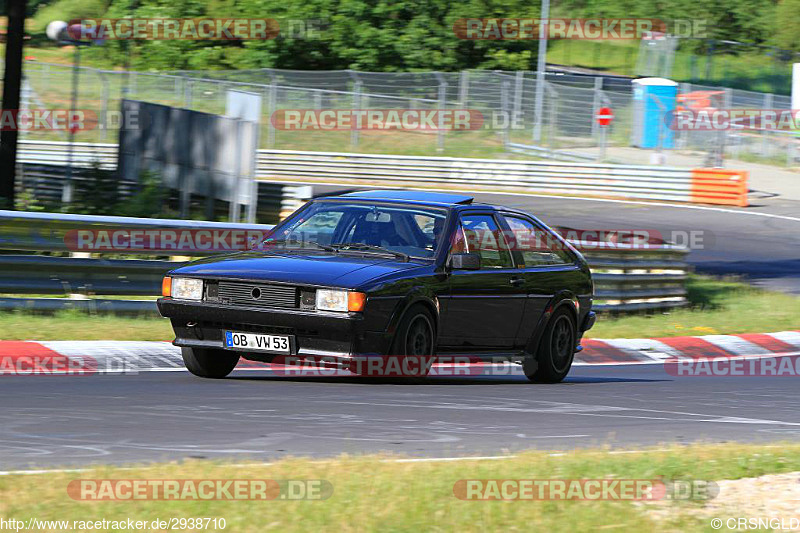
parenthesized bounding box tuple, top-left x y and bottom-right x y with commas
(157, 298, 391, 358)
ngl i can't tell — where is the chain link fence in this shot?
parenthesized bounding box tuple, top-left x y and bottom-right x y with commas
(16, 61, 800, 165)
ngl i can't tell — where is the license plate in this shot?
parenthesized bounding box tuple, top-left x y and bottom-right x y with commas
(224, 331, 292, 354)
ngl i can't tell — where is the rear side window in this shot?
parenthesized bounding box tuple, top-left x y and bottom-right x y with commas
(503, 216, 574, 267)
(459, 214, 514, 269)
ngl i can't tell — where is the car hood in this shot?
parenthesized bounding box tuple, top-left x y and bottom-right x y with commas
(170, 251, 425, 288)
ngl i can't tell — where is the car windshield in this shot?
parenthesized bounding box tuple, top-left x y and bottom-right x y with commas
(262, 201, 449, 259)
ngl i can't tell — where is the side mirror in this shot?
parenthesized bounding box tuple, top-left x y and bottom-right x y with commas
(449, 252, 481, 270)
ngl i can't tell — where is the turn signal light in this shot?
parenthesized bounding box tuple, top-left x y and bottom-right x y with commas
(347, 292, 367, 312)
(161, 277, 172, 297)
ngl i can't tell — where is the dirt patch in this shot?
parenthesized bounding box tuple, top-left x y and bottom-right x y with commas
(643, 472, 800, 531)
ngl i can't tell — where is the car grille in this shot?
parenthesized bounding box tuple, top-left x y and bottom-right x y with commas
(217, 281, 298, 309)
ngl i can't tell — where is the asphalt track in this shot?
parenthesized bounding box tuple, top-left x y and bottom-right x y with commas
(3, 188, 798, 472)
(3, 364, 799, 470)
(313, 186, 800, 293)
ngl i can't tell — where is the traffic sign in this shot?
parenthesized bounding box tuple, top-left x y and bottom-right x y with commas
(596, 107, 614, 127)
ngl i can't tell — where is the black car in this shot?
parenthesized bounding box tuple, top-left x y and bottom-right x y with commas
(157, 190, 595, 382)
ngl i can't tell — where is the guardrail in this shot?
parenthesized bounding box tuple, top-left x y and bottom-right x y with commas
(0, 211, 689, 315)
(18, 140, 118, 169)
(565, 239, 690, 312)
(258, 150, 748, 207)
(18, 141, 749, 207)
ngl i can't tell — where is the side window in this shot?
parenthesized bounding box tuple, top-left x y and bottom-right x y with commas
(504, 216, 573, 267)
(459, 214, 514, 269)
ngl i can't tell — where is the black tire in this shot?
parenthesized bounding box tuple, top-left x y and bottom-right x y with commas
(524, 307, 577, 383)
(181, 347, 240, 379)
(388, 304, 436, 378)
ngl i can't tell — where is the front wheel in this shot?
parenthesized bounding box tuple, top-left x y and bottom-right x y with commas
(386, 304, 436, 378)
(181, 347, 240, 379)
(524, 308, 577, 383)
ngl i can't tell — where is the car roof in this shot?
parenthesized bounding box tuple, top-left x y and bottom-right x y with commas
(337, 189, 474, 206)
(321, 189, 537, 219)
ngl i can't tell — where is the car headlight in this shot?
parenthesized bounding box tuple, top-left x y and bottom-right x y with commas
(170, 277, 204, 301)
(316, 289, 366, 312)
(316, 289, 348, 312)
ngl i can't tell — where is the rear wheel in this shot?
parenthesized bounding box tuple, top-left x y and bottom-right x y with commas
(181, 347, 240, 379)
(524, 308, 577, 383)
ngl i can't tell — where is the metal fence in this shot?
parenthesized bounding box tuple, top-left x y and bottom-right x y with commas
(0, 210, 689, 315)
(18, 62, 797, 166)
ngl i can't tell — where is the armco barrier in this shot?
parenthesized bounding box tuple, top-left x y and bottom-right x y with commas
(0, 211, 689, 314)
(0, 210, 272, 254)
(570, 241, 689, 312)
(18, 141, 749, 207)
(258, 150, 748, 207)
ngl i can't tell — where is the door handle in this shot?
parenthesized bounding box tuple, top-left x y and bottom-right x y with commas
(509, 277, 524, 286)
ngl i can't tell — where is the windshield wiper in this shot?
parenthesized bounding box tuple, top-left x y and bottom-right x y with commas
(331, 243, 409, 262)
(260, 239, 337, 252)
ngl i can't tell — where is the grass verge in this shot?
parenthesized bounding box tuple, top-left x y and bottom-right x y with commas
(1, 443, 798, 531)
(588, 275, 800, 339)
(0, 309, 173, 341)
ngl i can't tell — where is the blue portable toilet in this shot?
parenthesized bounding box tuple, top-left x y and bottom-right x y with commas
(631, 77, 677, 149)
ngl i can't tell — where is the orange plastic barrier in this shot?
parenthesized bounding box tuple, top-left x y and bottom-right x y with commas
(690, 169, 748, 207)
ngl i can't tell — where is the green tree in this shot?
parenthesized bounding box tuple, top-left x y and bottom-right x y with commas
(773, 0, 800, 51)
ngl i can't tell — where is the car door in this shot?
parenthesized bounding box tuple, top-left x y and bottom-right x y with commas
(438, 213, 527, 351)
(498, 214, 579, 346)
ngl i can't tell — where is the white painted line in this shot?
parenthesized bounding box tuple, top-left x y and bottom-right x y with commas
(387, 455, 517, 463)
(0, 467, 89, 476)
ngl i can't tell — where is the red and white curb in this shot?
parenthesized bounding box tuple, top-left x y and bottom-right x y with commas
(0, 331, 798, 375)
